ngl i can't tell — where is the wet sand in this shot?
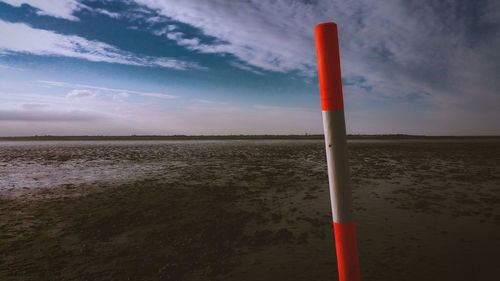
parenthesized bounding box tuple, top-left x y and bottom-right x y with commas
(1, 140, 499, 280)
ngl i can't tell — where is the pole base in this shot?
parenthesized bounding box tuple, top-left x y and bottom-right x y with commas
(334, 221, 360, 281)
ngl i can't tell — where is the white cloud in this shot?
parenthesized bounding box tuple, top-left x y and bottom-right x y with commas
(134, 0, 321, 74)
(22, 103, 48, 110)
(37, 80, 70, 87)
(134, 0, 500, 127)
(92, 8, 120, 19)
(166, 32, 201, 47)
(67, 89, 96, 99)
(229, 62, 264, 75)
(0, 20, 203, 70)
(153, 26, 169, 36)
(134, 1, 500, 81)
(74, 83, 178, 99)
(37, 80, 178, 99)
(145, 15, 170, 24)
(190, 98, 227, 105)
(2, 0, 84, 21)
(253, 104, 315, 112)
(152, 24, 177, 36)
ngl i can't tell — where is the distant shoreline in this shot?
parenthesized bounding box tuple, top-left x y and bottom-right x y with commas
(1, 135, 499, 141)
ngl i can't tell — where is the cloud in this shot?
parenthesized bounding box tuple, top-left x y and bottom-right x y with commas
(91, 8, 120, 19)
(135, 0, 500, 115)
(342, 76, 373, 92)
(0, 64, 28, 71)
(37, 80, 178, 99)
(190, 98, 227, 105)
(134, 0, 321, 74)
(3, 1, 120, 20)
(138, 92, 176, 99)
(253, 104, 315, 112)
(67, 89, 96, 99)
(37, 80, 70, 87)
(229, 62, 264, 75)
(73, 83, 178, 99)
(2, 0, 83, 21)
(152, 24, 176, 36)
(22, 103, 49, 110)
(0, 20, 204, 70)
(165, 32, 201, 47)
(0, 108, 103, 121)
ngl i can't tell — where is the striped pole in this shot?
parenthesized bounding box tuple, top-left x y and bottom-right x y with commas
(315, 22, 360, 281)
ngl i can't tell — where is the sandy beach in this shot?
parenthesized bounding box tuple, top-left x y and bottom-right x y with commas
(1, 139, 499, 280)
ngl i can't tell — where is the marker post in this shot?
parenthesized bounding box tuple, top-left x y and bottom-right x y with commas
(315, 22, 360, 281)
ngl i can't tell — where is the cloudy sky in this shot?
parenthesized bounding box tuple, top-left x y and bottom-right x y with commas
(0, 0, 499, 136)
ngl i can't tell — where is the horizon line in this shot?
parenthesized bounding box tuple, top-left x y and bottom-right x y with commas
(1, 134, 499, 141)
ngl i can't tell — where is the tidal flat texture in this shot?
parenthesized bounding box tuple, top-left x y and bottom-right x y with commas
(1, 140, 499, 280)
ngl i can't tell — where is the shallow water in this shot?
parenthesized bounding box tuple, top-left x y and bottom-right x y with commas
(1, 140, 499, 280)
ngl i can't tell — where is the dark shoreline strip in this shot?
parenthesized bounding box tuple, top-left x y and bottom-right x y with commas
(1, 135, 499, 141)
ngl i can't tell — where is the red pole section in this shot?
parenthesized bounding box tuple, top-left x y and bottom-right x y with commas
(315, 22, 360, 281)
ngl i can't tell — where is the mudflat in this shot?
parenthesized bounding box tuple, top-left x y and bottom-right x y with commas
(1, 139, 499, 280)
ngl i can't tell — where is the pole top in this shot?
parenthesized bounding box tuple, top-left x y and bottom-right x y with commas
(315, 21, 344, 111)
(315, 22, 337, 31)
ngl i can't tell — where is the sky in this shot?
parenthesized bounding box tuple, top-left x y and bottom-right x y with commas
(0, 0, 499, 136)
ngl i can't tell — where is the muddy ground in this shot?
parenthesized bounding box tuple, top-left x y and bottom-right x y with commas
(1, 140, 499, 280)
